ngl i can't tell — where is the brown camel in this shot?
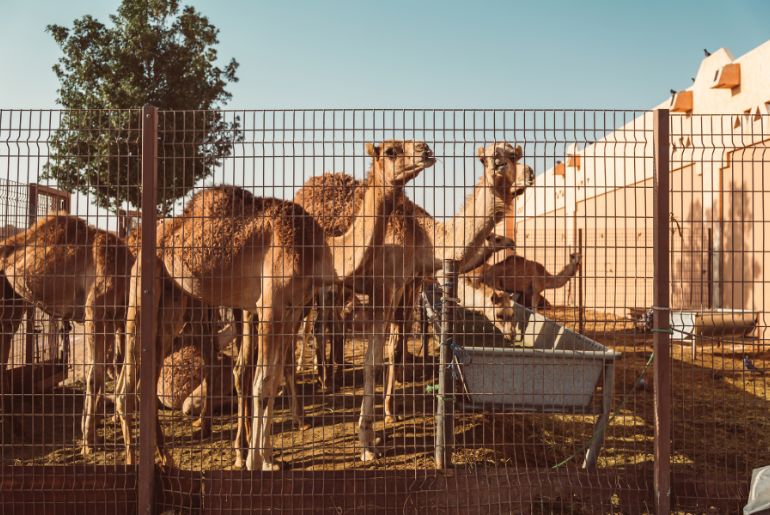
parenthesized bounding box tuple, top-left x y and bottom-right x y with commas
(0, 214, 134, 455)
(469, 252, 582, 308)
(294, 142, 533, 457)
(115, 140, 435, 471)
(297, 232, 518, 378)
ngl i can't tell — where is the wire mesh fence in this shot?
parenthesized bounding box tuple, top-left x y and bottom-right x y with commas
(668, 113, 770, 512)
(0, 107, 766, 513)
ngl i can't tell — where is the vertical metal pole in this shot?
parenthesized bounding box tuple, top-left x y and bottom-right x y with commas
(707, 228, 714, 309)
(138, 105, 158, 515)
(24, 185, 38, 364)
(653, 108, 672, 514)
(578, 228, 585, 334)
(435, 259, 458, 469)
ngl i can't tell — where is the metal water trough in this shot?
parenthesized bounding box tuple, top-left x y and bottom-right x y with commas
(671, 308, 759, 359)
(423, 285, 621, 468)
(671, 308, 758, 341)
(461, 311, 621, 411)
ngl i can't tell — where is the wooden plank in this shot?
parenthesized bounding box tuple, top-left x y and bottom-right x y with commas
(0, 465, 137, 515)
(200, 469, 651, 514)
(0, 465, 747, 513)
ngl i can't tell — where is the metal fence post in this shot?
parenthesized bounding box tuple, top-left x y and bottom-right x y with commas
(138, 105, 158, 515)
(435, 259, 458, 469)
(578, 228, 585, 334)
(653, 108, 672, 514)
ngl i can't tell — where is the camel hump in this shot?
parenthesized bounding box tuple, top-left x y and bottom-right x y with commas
(0, 213, 91, 258)
(294, 173, 364, 236)
(165, 185, 335, 284)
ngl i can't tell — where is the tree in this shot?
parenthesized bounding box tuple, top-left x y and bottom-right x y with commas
(44, 0, 239, 214)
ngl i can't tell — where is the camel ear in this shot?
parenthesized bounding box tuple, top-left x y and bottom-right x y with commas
(477, 146, 486, 163)
(366, 143, 380, 158)
(513, 145, 523, 161)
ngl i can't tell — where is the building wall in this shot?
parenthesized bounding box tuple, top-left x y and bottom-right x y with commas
(509, 208, 573, 307)
(719, 140, 770, 334)
(512, 165, 707, 317)
(503, 40, 770, 328)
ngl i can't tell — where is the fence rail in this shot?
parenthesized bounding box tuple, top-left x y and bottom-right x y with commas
(0, 107, 767, 513)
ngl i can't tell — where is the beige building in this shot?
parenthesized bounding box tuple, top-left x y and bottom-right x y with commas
(504, 40, 770, 333)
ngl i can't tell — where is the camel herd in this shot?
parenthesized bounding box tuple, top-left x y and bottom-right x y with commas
(0, 140, 583, 471)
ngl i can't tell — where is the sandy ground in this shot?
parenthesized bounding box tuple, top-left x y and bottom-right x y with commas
(1, 306, 767, 503)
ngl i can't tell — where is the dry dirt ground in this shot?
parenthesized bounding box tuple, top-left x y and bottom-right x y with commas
(2, 307, 767, 504)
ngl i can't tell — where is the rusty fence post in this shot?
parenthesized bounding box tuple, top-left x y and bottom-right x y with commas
(138, 105, 158, 515)
(653, 108, 672, 514)
(435, 259, 458, 469)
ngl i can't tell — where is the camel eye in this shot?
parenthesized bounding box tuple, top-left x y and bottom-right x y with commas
(384, 147, 398, 158)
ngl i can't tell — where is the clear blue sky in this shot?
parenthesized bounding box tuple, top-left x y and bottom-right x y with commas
(2, 0, 769, 109)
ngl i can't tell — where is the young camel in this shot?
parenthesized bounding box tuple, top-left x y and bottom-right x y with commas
(0, 214, 134, 456)
(294, 142, 534, 457)
(297, 232, 518, 383)
(115, 140, 435, 471)
(470, 252, 582, 308)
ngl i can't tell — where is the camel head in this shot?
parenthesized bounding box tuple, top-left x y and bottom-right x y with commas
(489, 290, 517, 322)
(477, 142, 534, 199)
(366, 140, 436, 186)
(569, 252, 582, 266)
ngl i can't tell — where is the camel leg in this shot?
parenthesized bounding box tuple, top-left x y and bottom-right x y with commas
(312, 299, 332, 391)
(151, 290, 188, 469)
(233, 310, 252, 469)
(0, 285, 26, 435)
(314, 287, 344, 391)
(103, 320, 116, 382)
(284, 341, 307, 429)
(296, 303, 316, 376)
(81, 313, 108, 455)
(191, 340, 214, 439)
(384, 325, 404, 424)
(115, 306, 139, 465)
(191, 306, 217, 439)
(311, 310, 324, 388)
(116, 265, 164, 466)
(246, 302, 303, 471)
(359, 295, 396, 462)
(297, 311, 310, 375)
(329, 303, 345, 388)
(385, 287, 412, 424)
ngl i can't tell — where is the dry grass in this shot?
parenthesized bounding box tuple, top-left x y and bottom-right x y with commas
(2, 306, 766, 508)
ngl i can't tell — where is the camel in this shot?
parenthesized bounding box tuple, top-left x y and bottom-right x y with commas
(293, 142, 534, 457)
(156, 328, 237, 416)
(115, 140, 435, 471)
(469, 252, 582, 308)
(297, 232, 518, 380)
(0, 214, 134, 456)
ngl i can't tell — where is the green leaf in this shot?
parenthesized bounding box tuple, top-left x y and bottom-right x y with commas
(45, 0, 241, 214)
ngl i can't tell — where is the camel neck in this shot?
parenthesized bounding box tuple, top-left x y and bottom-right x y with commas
(434, 172, 508, 266)
(326, 168, 396, 279)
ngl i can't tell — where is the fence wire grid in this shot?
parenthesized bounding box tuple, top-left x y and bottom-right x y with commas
(0, 107, 767, 514)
